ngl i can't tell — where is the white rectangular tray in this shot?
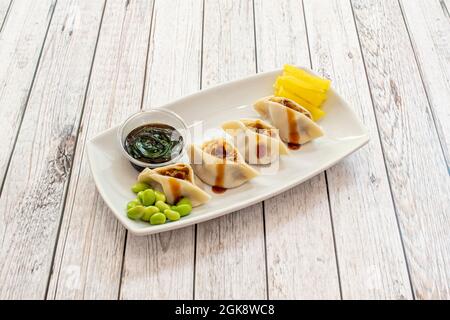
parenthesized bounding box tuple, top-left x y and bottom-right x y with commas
(87, 67, 369, 235)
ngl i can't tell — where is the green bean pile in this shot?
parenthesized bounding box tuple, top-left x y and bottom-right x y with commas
(126, 182, 192, 225)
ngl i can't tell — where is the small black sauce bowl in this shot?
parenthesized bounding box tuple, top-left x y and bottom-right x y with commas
(117, 109, 188, 171)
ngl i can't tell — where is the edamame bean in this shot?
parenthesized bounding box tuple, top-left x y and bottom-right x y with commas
(154, 190, 166, 203)
(131, 182, 150, 193)
(150, 212, 166, 225)
(172, 204, 192, 217)
(138, 189, 156, 206)
(164, 209, 180, 221)
(177, 197, 192, 207)
(155, 200, 170, 212)
(127, 198, 141, 210)
(141, 206, 160, 222)
(127, 205, 145, 220)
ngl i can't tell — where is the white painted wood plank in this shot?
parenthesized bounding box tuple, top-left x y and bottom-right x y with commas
(120, 0, 203, 300)
(194, 0, 266, 300)
(46, 0, 153, 300)
(0, 0, 105, 299)
(0, 0, 12, 29)
(352, 0, 450, 299)
(253, 0, 340, 299)
(445, 0, 450, 9)
(399, 0, 450, 168)
(304, 0, 412, 299)
(0, 0, 56, 188)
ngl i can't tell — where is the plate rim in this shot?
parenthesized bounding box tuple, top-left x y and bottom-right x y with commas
(86, 67, 370, 235)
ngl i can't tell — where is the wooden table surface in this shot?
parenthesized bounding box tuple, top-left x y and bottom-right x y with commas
(0, 0, 449, 300)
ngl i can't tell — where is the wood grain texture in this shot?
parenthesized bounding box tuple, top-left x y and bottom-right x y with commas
(352, 0, 450, 299)
(0, 0, 56, 188)
(253, 0, 340, 299)
(0, 0, 12, 30)
(399, 0, 450, 168)
(194, 0, 266, 300)
(0, 0, 448, 300)
(0, 0, 105, 299)
(46, 0, 153, 300)
(120, 0, 203, 300)
(304, 0, 412, 299)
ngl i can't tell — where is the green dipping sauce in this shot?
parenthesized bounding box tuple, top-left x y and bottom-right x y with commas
(124, 123, 183, 164)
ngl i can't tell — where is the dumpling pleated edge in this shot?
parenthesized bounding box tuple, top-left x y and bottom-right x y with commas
(188, 142, 260, 189)
(138, 166, 211, 207)
(253, 96, 324, 145)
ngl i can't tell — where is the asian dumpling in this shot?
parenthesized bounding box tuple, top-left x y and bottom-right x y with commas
(254, 96, 324, 145)
(188, 138, 259, 189)
(221, 118, 288, 165)
(137, 163, 211, 207)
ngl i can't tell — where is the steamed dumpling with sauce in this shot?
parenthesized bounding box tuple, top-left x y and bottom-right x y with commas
(138, 163, 211, 207)
(221, 118, 288, 165)
(254, 96, 324, 146)
(188, 138, 259, 189)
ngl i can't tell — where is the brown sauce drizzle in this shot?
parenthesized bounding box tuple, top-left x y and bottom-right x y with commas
(255, 134, 266, 159)
(212, 141, 228, 194)
(208, 140, 237, 161)
(287, 143, 301, 150)
(286, 108, 300, 145)
(251, 119, 265, 129)
(244, 121, 271, 161)
(212, 186, 227, 194)
(246, 121, 275, 138)
(168, 177, 181, 202)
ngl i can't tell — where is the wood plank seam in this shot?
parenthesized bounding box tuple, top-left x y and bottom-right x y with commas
(192, 0, 206, 300)
(116, 0, 157, 300)
(0, 0, 57, 196)
(261, 203, 270, 299)
(194, 0, 266, 299)
(193, 223, 198, 299)
(49, 91, 98, 296)
(0, 0, 13, 33)
(306, 0, 413, 299)
(48, 0, 157, 299)
(42, 0, 108, 299)
(397, 0, 449, 170)
(2, 0, 441, 299)
(49, 0, 152, 299)
(349, 0, 417, 299)
(0, 0, 110, 299)
(323, 173, 344, 299)
(301, 0, 343, 299)
(251, 0, 270, 301)
(303, 0, 344, 299)
(251, 0, 259, 77)
(254, 0, 340, 299)
(118, 0, 202, 300)
(441, 0, 450, 21)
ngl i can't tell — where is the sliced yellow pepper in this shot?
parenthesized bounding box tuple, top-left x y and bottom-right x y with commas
(275, 76, 327, 106)
(275, 86, 326, 121)
(283, 64, 331, 91)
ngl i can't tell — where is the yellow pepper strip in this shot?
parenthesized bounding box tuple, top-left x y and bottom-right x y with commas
(275, 76, 327, 106)
(274, 86, 316, 109)
(275, 86, 326, 121)
(283, 64, 331, 91)
(277, 74, 326, 93)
